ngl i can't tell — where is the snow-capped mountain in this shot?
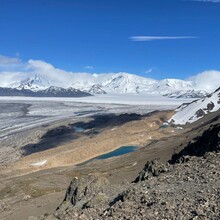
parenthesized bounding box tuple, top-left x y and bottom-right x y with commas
(169, 87, 220, 125)
(155, 79, 193, 93)
(164, 90, 208, 99)
(0, 71, 214, 97)
(16, 75, 51, 90)
(87, 84, 107, 94)
(99, 73, 157, 94)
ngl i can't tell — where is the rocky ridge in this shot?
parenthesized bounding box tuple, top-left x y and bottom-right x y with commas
(0, 86, 91, 97)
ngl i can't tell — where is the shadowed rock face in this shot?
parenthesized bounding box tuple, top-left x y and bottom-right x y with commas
(169, 123, 220, 164)
(133, 160, 169, 183)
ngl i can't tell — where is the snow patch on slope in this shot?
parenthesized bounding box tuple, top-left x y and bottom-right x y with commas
(30, 160, 47, 166)
(169, 87, 220, 125)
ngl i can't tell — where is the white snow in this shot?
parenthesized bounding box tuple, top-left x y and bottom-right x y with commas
(0, 71, 212, 96)
(0, 93, 193, 106)
(30, 160, 47, 166)
(169, 88, 220, 125)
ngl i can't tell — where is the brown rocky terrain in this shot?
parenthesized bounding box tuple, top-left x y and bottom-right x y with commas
(44, 115, 220, 220)
(0, 110, 175, 177)
(0, 109, 219, 219)
(0, 110, 176, 219)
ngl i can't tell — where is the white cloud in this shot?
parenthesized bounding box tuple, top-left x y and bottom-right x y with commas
(26, 59, 74, 84)
(188, 70, 220, 93)
(130, 36, 198, 42)
(28, 59, 54, 70)
(84, 65, 94, 70)
(0, 55, 22, 66)
(0, 54, 219, 94)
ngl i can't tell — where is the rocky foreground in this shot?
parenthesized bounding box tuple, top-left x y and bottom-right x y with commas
(43, 123, 220, 220)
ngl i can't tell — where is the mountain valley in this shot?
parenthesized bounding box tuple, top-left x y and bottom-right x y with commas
(0, 91, 219, 219)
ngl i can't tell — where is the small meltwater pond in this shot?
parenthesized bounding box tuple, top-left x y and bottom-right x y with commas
(76, 146, 139, 167)
(96, 146, 139, 160)
(74, 126, 85, 132)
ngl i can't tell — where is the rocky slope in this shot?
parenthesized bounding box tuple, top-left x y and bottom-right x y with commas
(169, 87, 220, 124)
(43, 113, 220, 220)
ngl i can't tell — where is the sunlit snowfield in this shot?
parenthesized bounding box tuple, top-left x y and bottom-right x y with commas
(0, 94, 193, 139)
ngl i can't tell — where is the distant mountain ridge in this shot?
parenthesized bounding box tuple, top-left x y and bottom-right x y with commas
(0, 72, 214, 98)
(0, 86, 91, 97)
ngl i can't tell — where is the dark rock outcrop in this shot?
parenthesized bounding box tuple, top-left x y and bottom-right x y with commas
(57, 175, 110, 210)
(0, 86, 91, 97)
(133, 160, 169, 183)
(169, 123, 220, 164)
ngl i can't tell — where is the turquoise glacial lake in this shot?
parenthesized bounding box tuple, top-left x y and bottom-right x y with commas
(96, 146, 138, 160)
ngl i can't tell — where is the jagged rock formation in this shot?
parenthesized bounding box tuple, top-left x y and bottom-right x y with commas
(48, 175, 128, 220)
(60, 175, 110, 209)
(133, 160, 169, 183)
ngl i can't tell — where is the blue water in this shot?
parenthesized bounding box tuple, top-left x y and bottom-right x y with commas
(74, 126, 85, 132)
(96, 146, 138, 160)
(76, 146, 139, 166)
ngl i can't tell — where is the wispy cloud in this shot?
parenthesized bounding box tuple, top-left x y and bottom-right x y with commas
(0, 55, 26, 72)
(84, 65, 94, 70)
(191, 0, 220, 2)
(145, 68, 153, 74)
(0, 55, 21, 66)
(130, 36, 198, 42)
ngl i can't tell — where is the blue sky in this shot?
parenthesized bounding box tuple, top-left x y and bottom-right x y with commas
(0, 0, 220, 79)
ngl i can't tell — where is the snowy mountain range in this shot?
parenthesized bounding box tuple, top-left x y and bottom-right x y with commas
(0, 86, 91, 97)
(169, 87, 220, 125)
(0, 72, 210, 98)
